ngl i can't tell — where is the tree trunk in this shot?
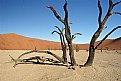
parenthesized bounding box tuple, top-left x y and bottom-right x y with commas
(84, 27, 103, 66)
(84, 45, 95, 66)
(68, 41, 76, 66)
(62, 46, 67, 63)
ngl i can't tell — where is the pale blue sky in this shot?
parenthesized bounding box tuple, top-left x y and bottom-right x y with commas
(0, 0, 121, 44)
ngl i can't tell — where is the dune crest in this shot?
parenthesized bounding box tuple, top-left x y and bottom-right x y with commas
(0, 33, 121, 50)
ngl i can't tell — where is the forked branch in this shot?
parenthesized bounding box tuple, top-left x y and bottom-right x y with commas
(113, 0, 121, 6)
(52, 26, 67, 63)
(54, 26, 66, 45)
(102, 0, 121, 25)
(96, 0, 121, 49)
(95, 26, 121, 49)
(84, 0, 121, 67)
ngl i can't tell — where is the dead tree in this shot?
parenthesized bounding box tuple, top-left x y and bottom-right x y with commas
(52, 26, 67, 63)
(48, 0, 82, 66)
(84, 0, 121, 67)
(11, 50, 66, 68)
(10, 0, 120, 69)
(47, 0, 76, 66)
(75, 44, 80, 52)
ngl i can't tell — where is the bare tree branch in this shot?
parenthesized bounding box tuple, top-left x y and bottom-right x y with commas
(64, 1, 68, 23)
(54, 26, 66, 46)
(98, 0, 102, 24)
(102, 0, 112, 25)
(48, 0, 77, 66)
(103, 26, 108, 30)
(109, 0, 113, 6)
(63, 1, 71, 42)
(62, 27, 65, 33)
(55, 26, 64, 35)
(65, 0, 67, 3)
(111, 12, 121, 15)
(51, 31, 60, 35)
(113, 0, 121, 6)
(69, 22, 73, 24)
(102, 0, 121, 25)
(51, 30, 63, 48)
(52, 26, 67, 63)
(47, 6, 64, 23)
(9, 55, 16, 61)
(13, 50, 65, 68)
(95, 26, 121, 49)
(72, 33, 82, 40)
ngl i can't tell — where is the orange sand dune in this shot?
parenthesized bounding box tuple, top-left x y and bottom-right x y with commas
(0, 33, 61, 50)
(0, 33, 121, 50)
(78, 37, 121, 50)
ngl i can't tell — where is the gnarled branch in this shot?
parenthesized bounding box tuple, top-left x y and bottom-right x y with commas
(13, 50, 65, 68)
(47, 6, 64, 23)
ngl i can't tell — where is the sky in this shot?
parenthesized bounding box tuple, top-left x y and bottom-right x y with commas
(0, 0, 121, 44)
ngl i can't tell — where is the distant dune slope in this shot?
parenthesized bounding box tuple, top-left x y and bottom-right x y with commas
(104, 37, 121, 50)
(0, 33, 121, 50)
(0, 33, 61, 50)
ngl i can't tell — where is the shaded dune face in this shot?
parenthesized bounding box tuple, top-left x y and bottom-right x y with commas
(0, 33, 121, 50)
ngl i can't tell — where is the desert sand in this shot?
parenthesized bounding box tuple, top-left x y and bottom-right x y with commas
(0, 50, 121, 81)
